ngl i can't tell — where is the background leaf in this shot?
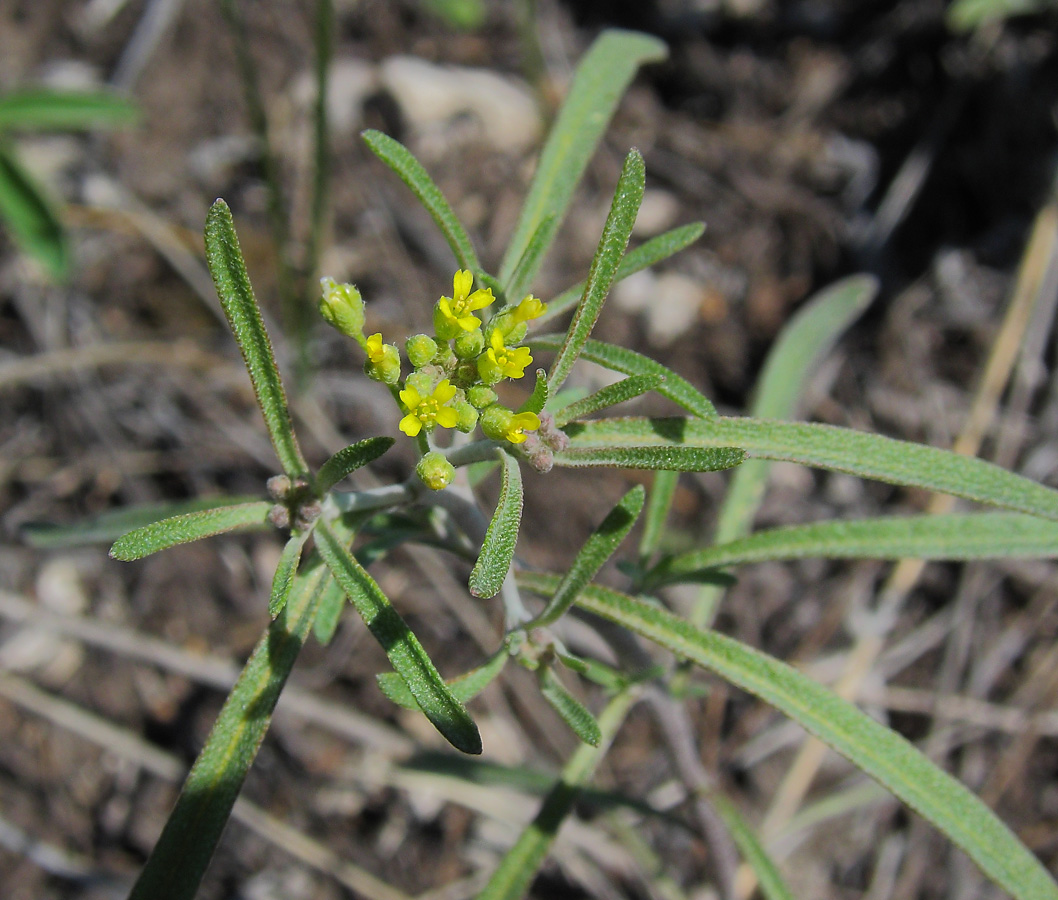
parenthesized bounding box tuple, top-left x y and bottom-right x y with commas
(204, 199, 309, 478)
(109, 501, 273, 561)
(0, 143, 68, 279)
(0, 89, 138, 130)
(497, 29, 666, 288)
(469, 451, 524, 599)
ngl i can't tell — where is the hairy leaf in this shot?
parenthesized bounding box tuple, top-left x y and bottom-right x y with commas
(538, 666, 601, 746)
(269, 531, 309, 617)
(109, 502, 273, 561)
(554, 444, 745, 472)
(378, 646, 510, 710)
(553, 374, 662, 426)
(316, 436, 395, 493)
(469, 451, 524, 599)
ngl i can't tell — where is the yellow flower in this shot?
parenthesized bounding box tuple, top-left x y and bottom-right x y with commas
(398, 379, 459, 437)
(435, 270, 495, 336)
(477, 330, 533, 383)
(365, 332, 386, 363)
(511, 294, 546, 324)
(504, 411, 540, 444)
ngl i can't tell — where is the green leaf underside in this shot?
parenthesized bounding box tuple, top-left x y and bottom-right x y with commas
(361, 129, 480, 271)
(128, 558, 330, 900)
(316, 436, 395, 494)
(531, 335, 716, 418)
(0, 89, 138, 130)
(204, 200, 308, 478)
(639, 469, 679, 562)
(109, 502, 273, 561)
(538, 222, 706, 326)
(533, 485, 645, 627)
(504, 214, 556, 302)
(553, 374, 663, 426)
(517, 572, 1058, 900)
(269, 532, 308, 617)
(563, 417, 1058, 521)
(554, 445, 746, 472)
(23, 495, 263, 549)
(716, 274, 878, 548)
(0, 143, 67, 278)
(711, 792, 795, 900)
(469, 451, 524, 599)
(651, 513, 1058, 585)
(475, 690, 639, 900)
(538, 667, 601, 746)
(314, 521, 481, 755)
(498, 28, 667, 286)
(377, 646, 510, 710)
(547, 148, 645, 394)
(311, 571, 345, 645)
(519, 369, 549, 416)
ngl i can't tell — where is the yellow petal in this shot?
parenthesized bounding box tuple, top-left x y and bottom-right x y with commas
(467, 288, 495, 311)
(433, 380, 457, 403)
(435, 407, 459, 429)
(453, 269, 474, 300)
(399, 414, 422, 437)
(457, 313, 481, 331)
(399, 385, 421, 408)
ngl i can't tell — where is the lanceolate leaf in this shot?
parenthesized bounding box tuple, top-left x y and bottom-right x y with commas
(638, 469, 679, 562)
(711, 792, 795, 900)
(517, 573, 1058, 900)
(532, 485, 645, 627)
(563, 417, 1058, 521)
(0, 89, 138, 130)
(128, 557, 331, 900)
(538, 222, 706, 326)
(362, 129, 480, 271)
(498, 29, 667, 286)
(532, 335, 716, 418)
(547, 149, 645, 394)
(504, 214, 555, 302)
(554, 445, 745, 472)
(476, 690, 639, 900)
(316, 436, 395, 493)
(649, 513, 1058, 587)
(204, 200, 309, 478)
(538, 666, 601, 746)
(553, 374, 662, 426)
(377, 646, 510, 710)
(311, 571, 344, 645)
(269, 531, 309, 617)
(109, 502, 273, 561)
(469, 451, 523, 599)
(0, 142, 67, 279)
(314, 520, 482, 755)
(518, 369, 548, 416)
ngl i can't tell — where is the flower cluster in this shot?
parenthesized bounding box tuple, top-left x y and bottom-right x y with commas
(318, 269, 548, 488)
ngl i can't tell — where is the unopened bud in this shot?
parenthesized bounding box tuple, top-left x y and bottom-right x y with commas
(406, 334, 438, 368)
(318, 277, 365, 340)
(416, 451, 455, 491)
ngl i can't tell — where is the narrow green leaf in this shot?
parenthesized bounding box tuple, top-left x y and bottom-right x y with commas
(504, 214, 555, 302)
(547, 149, 645, 394)
(377, 645, 510, 710)
(638, 469, 679, 562)
(710, 792, 795, 900)
(362, 129, 480, 271)
(22, 495, 262, 549)
(537, 222, 706, 326)
(552, 374, 662, 427)
(498, 29, 667, 285)
(204, 200, 309, 478)
(269, 531, 309, 617)
(0, 89, 138, 131)
(314, 520, 482, 754)
(311, 572, 344, 645)
(563, 417, 1058, 521)
(946, 0, 1043, 31)
(0, 143, 67, 279)
(532, 486, 644, 627)
(128, 557, 330, 900)
(554, 445, 746, 472)
(556, 651, 637, 690)
(518, 573, 1058, 900)
(316, 436, 395, 494)
(469, 450, 524, 599)
(650, 513, 1058, 586)
(717, 275, 878, 545)
(109, 502, 273, 561)
(538, 666, 601, 746)
(476, 689, 639, 900)
(532, 335, 716, 418)
(518, 369, 549, 416)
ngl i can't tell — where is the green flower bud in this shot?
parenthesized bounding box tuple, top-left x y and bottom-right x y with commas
(405, 334, 438, 368)
(318, 277, 365, 341)
(432, 344, 457, 370)
(479, 404, 514, 442)
(453, 360, 479, 387)
(364, 342, 401, 384)
(453, 399, 479, 433)
(433, 302, 462, 341)
(453, 328, 485, 360)
(405, 369, 437, 397)
(416, 451, 455, 491)
(484, 313, 527, 347)
(467, 384, 497, 409)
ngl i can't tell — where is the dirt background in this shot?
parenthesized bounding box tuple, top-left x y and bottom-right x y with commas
(2, 1, 1058, 898)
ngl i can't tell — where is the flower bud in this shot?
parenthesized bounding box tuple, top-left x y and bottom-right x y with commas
(405, 334, 438, 368)
(479, 404, 514, 442)
(318, 277, 365, 340)
(453, 399, 479, 432)
(364, 342, 401, 384)
(467, 384, 497, 409)
(453, 328, 485, 360)
(416, 451, 455, 491)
